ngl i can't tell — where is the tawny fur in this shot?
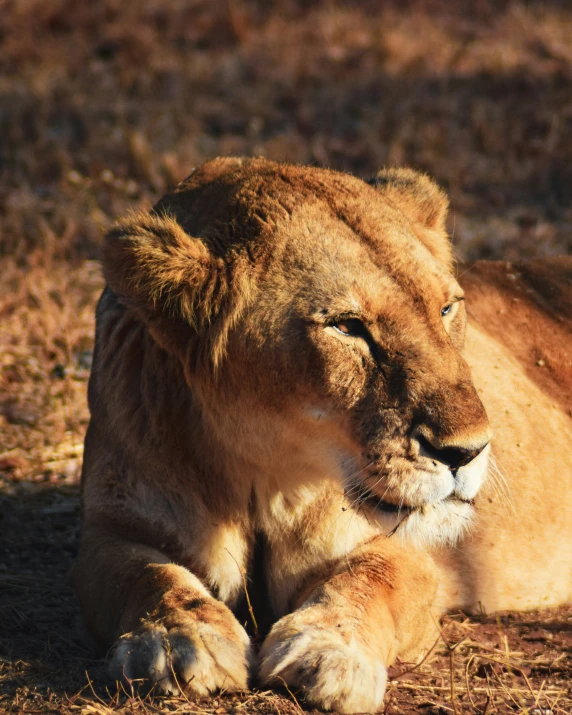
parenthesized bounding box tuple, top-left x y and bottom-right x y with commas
(75, 158, 572, 714)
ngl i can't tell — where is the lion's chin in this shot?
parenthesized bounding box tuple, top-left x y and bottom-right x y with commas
(369, 497, 475, 548)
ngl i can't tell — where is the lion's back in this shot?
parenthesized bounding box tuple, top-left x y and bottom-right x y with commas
(461, 257, 572, 413)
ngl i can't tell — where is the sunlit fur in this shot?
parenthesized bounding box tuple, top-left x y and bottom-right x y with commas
(75, 158, 572, 714)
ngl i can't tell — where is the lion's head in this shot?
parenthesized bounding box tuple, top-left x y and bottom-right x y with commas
(103, 157, 491, 546)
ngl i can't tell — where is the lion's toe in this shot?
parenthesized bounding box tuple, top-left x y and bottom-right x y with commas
(110, 626, 175, 693)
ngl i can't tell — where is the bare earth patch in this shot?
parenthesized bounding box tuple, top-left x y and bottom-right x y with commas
(1, 1, 571, 713)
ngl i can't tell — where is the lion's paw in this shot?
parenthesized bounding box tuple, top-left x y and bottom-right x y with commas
(259, 612, 387, 714)
(110, 608, 251, 696)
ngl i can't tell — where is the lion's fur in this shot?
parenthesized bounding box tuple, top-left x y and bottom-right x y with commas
(76, 158, 571, 713)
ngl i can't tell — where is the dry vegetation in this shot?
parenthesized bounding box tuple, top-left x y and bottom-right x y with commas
(0, 1, 571, 713)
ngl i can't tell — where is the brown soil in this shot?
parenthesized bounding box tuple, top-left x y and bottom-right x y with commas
(1, 1, 571, 713)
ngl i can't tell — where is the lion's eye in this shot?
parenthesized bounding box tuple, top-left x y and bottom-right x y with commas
(332, 318, 367, 338)
(441, 304, 453, 317)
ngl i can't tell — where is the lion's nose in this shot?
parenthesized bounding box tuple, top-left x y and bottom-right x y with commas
(416, 433, 488, 472)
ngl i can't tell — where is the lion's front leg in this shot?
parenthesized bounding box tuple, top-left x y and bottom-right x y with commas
(75, 524, 251, 696)
(259, 538, 439, 714)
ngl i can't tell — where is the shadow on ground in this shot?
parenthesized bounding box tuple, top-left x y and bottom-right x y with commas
(0, 484, 106, 703)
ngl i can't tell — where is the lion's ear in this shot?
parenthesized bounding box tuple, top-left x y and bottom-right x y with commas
(103, 212, 228, 355)
(367, 167, 452, 268)
(185, 156, 246, 185)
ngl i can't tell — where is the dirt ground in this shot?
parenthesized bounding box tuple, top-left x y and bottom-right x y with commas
(0, 1, 571, 713)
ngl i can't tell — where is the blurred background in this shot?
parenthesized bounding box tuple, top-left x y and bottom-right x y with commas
(1, 2, 571, 712)
(3, 0, 572, 265)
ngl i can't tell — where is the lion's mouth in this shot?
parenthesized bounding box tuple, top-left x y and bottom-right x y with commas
(372, 499, 415, 515)
(364, 494, 475, 516)
(354, 488, 478, 543)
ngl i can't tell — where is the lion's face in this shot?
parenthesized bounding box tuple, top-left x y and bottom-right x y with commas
(104, 158, 491, 545)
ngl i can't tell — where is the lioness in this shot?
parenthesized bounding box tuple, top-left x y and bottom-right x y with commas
(75, 158, 572, 714)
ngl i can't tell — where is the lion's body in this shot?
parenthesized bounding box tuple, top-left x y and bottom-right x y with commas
(76, 159, 571, 713)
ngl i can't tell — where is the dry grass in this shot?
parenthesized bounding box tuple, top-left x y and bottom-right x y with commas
(1, 1, 571, 713)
